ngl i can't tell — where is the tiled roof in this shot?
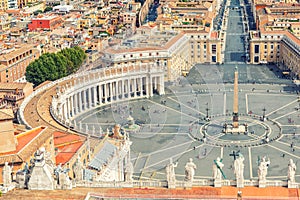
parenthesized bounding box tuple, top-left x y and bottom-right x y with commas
(0, 82, 32, 91)
(54, 131, 85, 165)
(55, 142, 84, 165)
(0, 126, 49, 165)
(0, 44, 37, 62)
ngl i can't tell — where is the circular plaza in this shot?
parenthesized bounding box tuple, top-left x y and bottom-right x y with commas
(72, 63, 300, 183)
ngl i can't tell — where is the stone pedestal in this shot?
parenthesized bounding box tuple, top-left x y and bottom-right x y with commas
(183, 181, 193, 189)
(214, 179, 222, 187)
(236, 179, 244, 188)
(288, 181, 298, 188)
(167, 181, 176, 189)
(258, 180, 266, 188)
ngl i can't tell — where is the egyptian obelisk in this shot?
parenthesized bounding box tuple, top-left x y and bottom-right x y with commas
(232, 66, 239, 128)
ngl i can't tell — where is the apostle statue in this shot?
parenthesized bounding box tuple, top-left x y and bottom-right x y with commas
(3, 162, 12, 187)
(288, 159, 297, 182)
(73, 156, 84, 182)
(234, 154, 245, 180)
(185, 158, 197, 182)
(213, 157, 224, 180)
(258, 156, 270, 181)
(125, 161, 134, 182)
(166, 158, 178, 183)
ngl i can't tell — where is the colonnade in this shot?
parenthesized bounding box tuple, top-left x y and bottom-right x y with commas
(52, 64, 164, 124)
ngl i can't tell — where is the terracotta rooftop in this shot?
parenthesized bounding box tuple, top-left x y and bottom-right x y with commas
(54, 131, 85, 165)
(0, 126, 49, 164)
(0, 82, 32, 91)
(0, 44, 37, 63)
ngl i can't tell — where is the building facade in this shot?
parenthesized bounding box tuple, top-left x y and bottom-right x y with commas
(280, 33, 300, 79)
(0, 44, 41, 83)
(28, 16, 64, 31)
(100, 27, 223, 81)
(249, 31, 283, 64)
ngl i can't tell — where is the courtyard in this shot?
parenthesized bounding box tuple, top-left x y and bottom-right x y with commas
(74, 63, 300, 183)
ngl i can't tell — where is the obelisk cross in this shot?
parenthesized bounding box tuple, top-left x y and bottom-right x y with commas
(233, 66, 239, 128)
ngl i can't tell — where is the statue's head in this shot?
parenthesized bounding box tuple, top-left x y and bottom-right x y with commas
(189, 158, 193, 162)
(290, 159, 294, 164)
(217, 157, 220, 161)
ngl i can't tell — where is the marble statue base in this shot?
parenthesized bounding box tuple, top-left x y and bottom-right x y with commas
(167, 182, 176, 189)
(214, 179, 222, 187)
(259, 180, 266, 188)
(183, 181, 193, 189)
(236, 179, 244, 188)
(288, 181, 297, 188)
(224, 125, 246, 134)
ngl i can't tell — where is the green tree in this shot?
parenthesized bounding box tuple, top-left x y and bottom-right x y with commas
(44, 6, 52, 13)
(26, 47, 86, 87)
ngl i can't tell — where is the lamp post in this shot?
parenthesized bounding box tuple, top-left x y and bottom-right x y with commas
(262, 107, 266, 121)
(205, 102, 210, 121)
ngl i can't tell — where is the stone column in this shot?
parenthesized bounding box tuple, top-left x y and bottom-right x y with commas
(88, 87, 92, 108)
(109, 82, 113, 102)
(78, 92, 82, 112)
(133, 78, 137, 97)
(104, 83, 108, 103)
(93, 86, 97, 106)
(140, 78, 143, 96)
(66, 97, 70, 119)
(149, 76, 153, 97)
(127, 79, 131, 98)
(63, 103, 68, 120)
(121, 80, 125, 99)
(146, 77, 149, 97)
(160, 76, 165, 95)
(116, 81, 119, 100)
(98, 84, 102, 105)
(74, 93, 78, 115)
(83, 89, 87, 110)
(70, 96, 74, 117)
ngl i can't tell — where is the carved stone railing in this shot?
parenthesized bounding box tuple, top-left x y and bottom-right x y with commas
(75, 179, 296, 189)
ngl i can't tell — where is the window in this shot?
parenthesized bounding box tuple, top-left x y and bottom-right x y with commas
(254, 45, 259, 54)
(254, 56, 259, 63)
(212, 56, 216, 62)
(212, 44, 216, 54)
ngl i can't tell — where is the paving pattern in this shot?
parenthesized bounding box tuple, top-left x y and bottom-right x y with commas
(74, 63, 300, 182)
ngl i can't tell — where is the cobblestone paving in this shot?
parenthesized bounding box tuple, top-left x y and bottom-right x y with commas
(74, 64, 300, 182)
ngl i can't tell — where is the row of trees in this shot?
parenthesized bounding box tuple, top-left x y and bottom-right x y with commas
(26, 46, 86, 86)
